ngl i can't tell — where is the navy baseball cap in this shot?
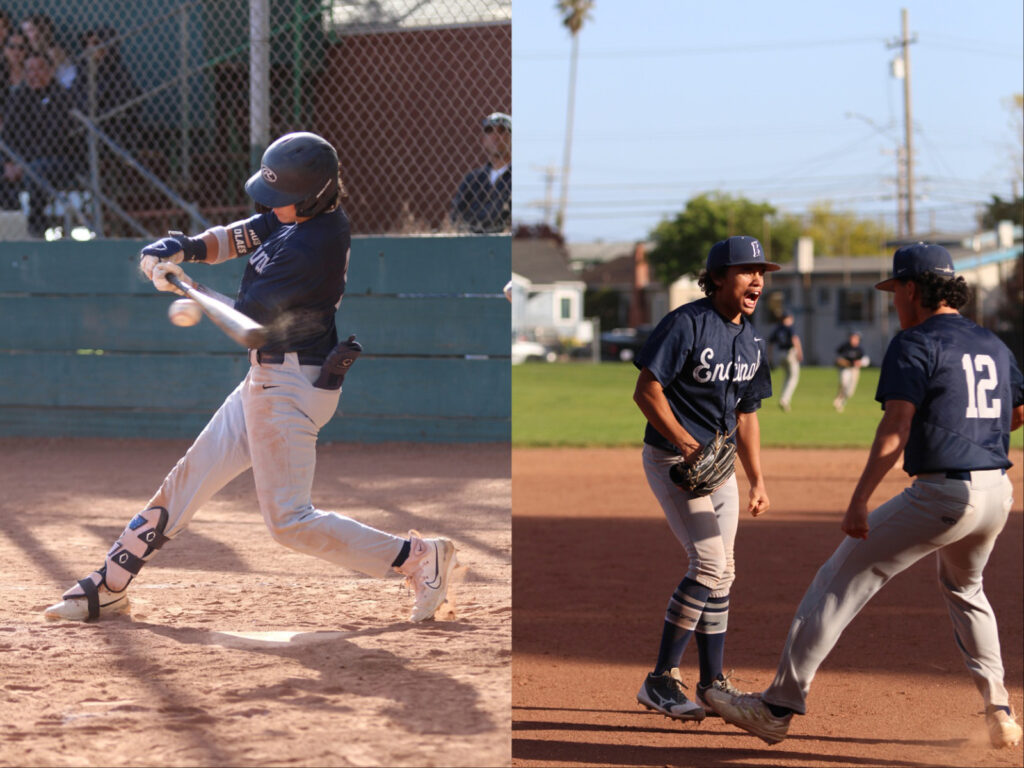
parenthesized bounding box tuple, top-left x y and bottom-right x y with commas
(875, 242, 955, 291)
(482, 112, 511, 131)
(706, 236, 781, 272)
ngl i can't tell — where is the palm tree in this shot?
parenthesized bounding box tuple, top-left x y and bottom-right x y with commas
(555, 0, 593, 234)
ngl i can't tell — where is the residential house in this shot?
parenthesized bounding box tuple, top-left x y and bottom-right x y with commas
(511, 230, 590, 349)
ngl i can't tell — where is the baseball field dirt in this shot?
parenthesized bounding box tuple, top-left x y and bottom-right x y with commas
(512, 447, 1023, 768)
(0, 438, 511, 767)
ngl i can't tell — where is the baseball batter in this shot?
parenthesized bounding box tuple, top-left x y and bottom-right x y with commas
(633, 236, 775, 722)
(44, 132, 456, 624)
(706, 243, 1024, 749)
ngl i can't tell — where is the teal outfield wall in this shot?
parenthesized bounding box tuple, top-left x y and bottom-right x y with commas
(0, 236, 510, 443)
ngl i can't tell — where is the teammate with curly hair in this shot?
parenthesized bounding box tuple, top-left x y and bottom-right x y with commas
(705, 243, 1024, 749)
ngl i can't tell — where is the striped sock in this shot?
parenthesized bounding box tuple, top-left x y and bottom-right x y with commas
(654, 577, 710, 674)
(696, 594, 730, 685)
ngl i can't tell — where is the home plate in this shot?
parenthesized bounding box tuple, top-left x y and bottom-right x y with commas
(213, 630, 346, 645)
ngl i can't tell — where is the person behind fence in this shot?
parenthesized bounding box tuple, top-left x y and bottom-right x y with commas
(769, 312, 802, 413)
(20, 13, 74, 89)
(833, 330, 869, 412)
(0, 11, 12, 87)
(450, 112, 511, 233)
(72, 27, 141, 145)
(43, 131, 458, 626)
(0, 51, 81, 236)
(1, 28, 27, 93)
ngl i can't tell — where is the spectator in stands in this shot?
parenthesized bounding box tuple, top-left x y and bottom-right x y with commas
(2, 29, 27, 92)
(21, 13, 74, 89)
(0, 52, 81, 236)
(0, 11, 12, 87)
(72, 27, 140, 144)
(450, 112, 511, 233)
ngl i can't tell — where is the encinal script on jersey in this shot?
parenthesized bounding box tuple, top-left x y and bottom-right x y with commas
(693, 347, 762, 384)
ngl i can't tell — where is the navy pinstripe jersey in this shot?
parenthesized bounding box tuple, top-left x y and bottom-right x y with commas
(876, 313, 1024, 475)
(635, 297, 772, 454)
(234, 207, 351, 361)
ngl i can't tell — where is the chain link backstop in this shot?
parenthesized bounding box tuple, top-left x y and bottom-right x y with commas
(0, 0, 510, 239)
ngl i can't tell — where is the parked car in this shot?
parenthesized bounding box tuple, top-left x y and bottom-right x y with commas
(599, 326, 652, 362)
(512, 337, 557, 364)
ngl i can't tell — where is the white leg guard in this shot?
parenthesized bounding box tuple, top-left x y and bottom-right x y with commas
(44, 506, 171, 622)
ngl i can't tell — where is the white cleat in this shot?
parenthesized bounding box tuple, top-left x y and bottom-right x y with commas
(703, 688, 791, 744)
(43, 573, 130, 622)
(396, 531, 456, 622)
(988, 708, 1023, 748)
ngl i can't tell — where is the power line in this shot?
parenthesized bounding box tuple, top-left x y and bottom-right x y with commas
(517, 36, 884, 60)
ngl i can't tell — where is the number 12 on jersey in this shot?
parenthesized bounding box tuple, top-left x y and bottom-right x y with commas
(962, 354, 1000, 418)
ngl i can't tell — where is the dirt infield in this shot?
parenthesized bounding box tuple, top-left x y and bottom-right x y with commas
(512, 447, 1023, 768)
(0, 438, 510, 768)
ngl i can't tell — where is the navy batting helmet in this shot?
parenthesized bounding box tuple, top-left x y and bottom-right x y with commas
(245, 132, 340, 217)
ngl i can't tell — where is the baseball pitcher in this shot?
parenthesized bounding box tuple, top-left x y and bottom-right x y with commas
(633, 236, 775, 722)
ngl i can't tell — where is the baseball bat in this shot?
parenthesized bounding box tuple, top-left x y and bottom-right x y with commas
(165, 274, 268, 349)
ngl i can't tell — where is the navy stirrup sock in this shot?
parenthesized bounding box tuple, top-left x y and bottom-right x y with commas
(654, 577, 711, 674)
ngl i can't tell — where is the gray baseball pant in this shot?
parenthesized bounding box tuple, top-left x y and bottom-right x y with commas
(642, 443, 740, 598)
(104, 352, 404, 592)
(763, 469, 1014, 714)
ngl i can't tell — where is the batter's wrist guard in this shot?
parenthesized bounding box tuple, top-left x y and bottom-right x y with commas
(168, 230, 208, 263)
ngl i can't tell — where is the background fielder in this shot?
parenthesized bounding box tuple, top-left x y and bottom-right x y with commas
(706, 243, 1024, 749)
(833, 330, 869, 413)
(45, 132, 456, 625)
(769, 312, 802, 413)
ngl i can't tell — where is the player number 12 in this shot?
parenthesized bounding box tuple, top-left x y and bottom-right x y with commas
(961, 353, 1000, 418)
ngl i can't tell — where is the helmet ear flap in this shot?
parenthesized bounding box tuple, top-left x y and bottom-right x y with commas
(294, 170, 341, 218)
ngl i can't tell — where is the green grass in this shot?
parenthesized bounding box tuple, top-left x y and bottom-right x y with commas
(513, 362, 1024, 449)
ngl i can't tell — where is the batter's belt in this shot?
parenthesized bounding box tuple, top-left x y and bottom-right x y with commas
(249, 349, 325, 366)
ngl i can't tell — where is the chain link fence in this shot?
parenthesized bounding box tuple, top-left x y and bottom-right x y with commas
(0, 0, 510, 240)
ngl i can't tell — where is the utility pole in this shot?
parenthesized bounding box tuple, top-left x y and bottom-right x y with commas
(888, 8, 917, 237)
(540, 165, 558, 227)
(896, 144, 906, 238)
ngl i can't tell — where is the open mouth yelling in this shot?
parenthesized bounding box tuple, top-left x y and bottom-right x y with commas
(742, 289, 761, 312)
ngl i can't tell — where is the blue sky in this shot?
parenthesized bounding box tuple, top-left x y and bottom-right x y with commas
(511, 1, 1024, 245)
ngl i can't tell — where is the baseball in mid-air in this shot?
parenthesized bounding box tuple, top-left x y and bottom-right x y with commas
(168, 298, 202, 327)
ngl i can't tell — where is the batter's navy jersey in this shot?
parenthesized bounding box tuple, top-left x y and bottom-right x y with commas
(635, 298, 772, 453)
(234, 207, 351, 362)
(876, 313, 1024, 475)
